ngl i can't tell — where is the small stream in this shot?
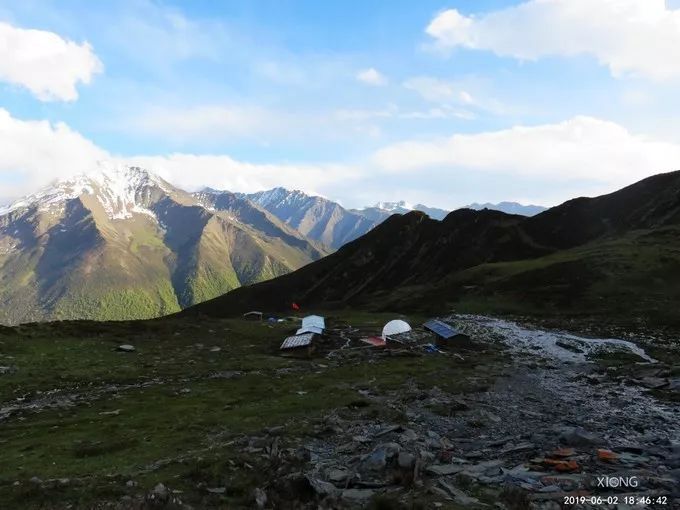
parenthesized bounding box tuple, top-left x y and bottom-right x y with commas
(446, 314, 657, 363)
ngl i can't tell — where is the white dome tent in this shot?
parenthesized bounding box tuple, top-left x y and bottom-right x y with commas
(382, 319, 412, 340)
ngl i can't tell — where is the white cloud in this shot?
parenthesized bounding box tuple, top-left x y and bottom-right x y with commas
(426, 0, 680, 81)
(356, 68, 387, 86)
(0, 109, 359, 204)
(128, 154, 359, 197)
(0, 21, 102, 101)
(404, 76, 473, 104)
(373, 116, 680, 188)
(0, 109, 108, 202)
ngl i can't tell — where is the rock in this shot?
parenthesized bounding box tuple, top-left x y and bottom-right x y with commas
(558, 427, 601, 447)
(307, 476, 339, 497)
(99, 409, 121, 416)
(639, 377, 669, 389)
(374, 424, 402, 437)
(0, 365, 17, 375)
(426, 464, 465, 476)
(327, 468, 351, 484)
(265, 425, 285, 436)
(438, 479, 481, 506)
(362, 447, 387, 471)
(341, 488, 375, 501)
(29, 476, 42, 484)
(254, 487, 267, 508)
(398, 452, 416, 469)
(116, 344, 135, 353)
(399, 429, 419, 443)
(538, 485, 561, 493)
(361, 443, 401, 472)
(126, 480, 138, 487)
(209, 346, 221, 352)
(150, 482, 169, 501)
(207, 487, 226, 494)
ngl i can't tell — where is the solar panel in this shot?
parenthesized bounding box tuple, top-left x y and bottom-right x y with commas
(423, 319, 461, 339)
(280, 333, 314, 350)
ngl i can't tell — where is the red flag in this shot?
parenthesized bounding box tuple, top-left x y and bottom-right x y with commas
(292, 302, 300, 311)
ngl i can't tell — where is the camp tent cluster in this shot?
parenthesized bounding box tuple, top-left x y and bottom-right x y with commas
(272, 314, 469, 355)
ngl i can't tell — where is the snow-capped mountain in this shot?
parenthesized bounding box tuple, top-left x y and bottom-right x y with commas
(0, 163, 173, 220)
(0, 165, 324, 325)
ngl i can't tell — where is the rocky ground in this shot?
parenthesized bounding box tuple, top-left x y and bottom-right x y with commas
(0, 314, 678, 509)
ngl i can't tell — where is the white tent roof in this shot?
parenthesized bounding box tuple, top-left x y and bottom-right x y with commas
(382, 319, 412, 339)
(302, 315, 325, 330)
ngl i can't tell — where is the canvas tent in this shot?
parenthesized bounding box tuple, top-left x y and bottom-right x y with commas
(296, 315, 325, 335)
(382, 319, 411, 339)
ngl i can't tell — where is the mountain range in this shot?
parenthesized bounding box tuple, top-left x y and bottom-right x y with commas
(0, 164, 326, 324)
(0, 164, 554, 324)
(186, 170, 680, 326)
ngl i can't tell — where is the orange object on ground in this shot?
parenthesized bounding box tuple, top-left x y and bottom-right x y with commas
(597, 449, 618, 462)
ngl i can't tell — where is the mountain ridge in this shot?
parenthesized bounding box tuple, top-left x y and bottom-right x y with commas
(183, 170, 680, 323)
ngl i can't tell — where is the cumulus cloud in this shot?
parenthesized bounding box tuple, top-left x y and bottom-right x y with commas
(373, 116, 680, 188)
(356, 68, 387, 86)
(0, 21, 102, 101)
(426, 0, 680, 81)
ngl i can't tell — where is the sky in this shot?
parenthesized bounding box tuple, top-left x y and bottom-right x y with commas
(1, 0, 680, 209)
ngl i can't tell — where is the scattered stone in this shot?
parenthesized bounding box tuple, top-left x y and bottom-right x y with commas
(558, 427, 601, 447)
(206, 487, 226, 494)
(116, 344, 135, 353)
(639, 377, 669, 389)
(398, 452, 416, 469)
(399, 428, 419, 443)
(126, 480, 137, 487)
(327, 468, 351, 484)
(150, 483, 169, 501)
(29, 476, 42, 485)
(341, 488, 375, 501)
(307, 476, 339, 497)
(99, 409, 121, 416)
(375, 424, 402, 437)
(254, 487, 267, 508)
(426, 464, 465, 476)
(209, 346, 221, 352)
(0, 365, 17, 375)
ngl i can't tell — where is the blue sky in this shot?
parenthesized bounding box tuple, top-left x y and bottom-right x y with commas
(1, 0, 680, 209)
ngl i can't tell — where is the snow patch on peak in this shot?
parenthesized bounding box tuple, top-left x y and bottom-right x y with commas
(372, 200, 413, 211)
(0, 162, 171, 220)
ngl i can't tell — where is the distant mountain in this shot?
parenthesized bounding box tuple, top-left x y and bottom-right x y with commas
(185, 171, 680, 324)
(352, 201, 449, 222)
(464, 202, 547, 216)
(242, 187, 378, 249)
(0, 164, 325, 324)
